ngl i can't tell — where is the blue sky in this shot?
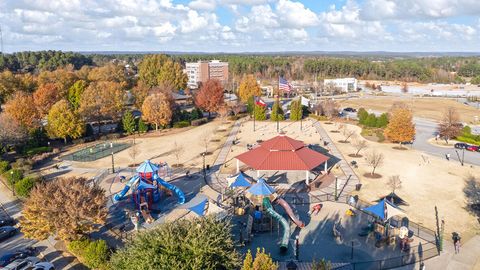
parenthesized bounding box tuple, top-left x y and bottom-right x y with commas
(1, 0, 480, 52)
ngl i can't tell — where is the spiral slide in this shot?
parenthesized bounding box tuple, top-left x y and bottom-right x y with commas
(275, 198, 305, 228)
(263, 197, 290, 252)
(153, 174, 186, 204)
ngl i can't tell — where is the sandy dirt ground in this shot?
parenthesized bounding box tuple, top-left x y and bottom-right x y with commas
(339, 96, 480, 123)
(320, 121, 480, 240)
(222, 119, 323, 175)
(57, 120, 234, 172)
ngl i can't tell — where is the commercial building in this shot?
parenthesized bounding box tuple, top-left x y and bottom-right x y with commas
(185, 60, 229, 89)
(323, 78, 358, 92)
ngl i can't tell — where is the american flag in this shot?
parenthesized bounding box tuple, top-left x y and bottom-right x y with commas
(255, 96, 267, 107)
(279, 77, 292, 92)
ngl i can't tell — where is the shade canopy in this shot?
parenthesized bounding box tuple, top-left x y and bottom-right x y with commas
(136, 160, 159, 173)
(376, 192, 409, 206)
(228, 172, 251, 188)
(363, 199, 404, 221)
(246, 178, 275, 196)
(188, 198, 208, 216)
(235, 135, 329, 171)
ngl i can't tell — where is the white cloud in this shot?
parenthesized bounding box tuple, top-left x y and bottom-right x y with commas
(189, 0, 216, 11)
(276, 0, 319, 27)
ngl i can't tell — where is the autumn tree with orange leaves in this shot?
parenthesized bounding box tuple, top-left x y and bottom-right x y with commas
(79, 81, 125, 122)
(195, 79, 224, 115)
(384, 106, 416, 145)
(141, 92, 174, 130)
(4, 92, 40, 131)
(33, 83, 62, 116)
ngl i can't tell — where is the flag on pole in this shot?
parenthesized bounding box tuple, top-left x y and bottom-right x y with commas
(255, 96, 267, 107)
(279, 77, 292, 92)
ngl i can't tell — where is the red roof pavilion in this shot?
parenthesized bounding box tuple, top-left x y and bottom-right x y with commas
(235, 135, 330, 183)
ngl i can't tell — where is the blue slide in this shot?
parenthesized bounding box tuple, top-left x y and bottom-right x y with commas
(154, 174, 186, 204)
(114, 175, 139, 201)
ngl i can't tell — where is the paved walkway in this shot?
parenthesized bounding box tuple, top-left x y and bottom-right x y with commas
(311, 120, 360, 197)
(208, 119, 243, 192)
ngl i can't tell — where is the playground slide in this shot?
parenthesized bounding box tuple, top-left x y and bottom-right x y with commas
(263, 197, 290, 252)
(154, 175, 186, 204)
(275, 198, 305, 228)
(114, 175, 139, 201)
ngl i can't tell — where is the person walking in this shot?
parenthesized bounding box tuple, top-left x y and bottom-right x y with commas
(446, 153, 450, 161)
(453, 232, 461, 254)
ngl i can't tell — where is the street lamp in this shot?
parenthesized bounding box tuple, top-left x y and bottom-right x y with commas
(10, 171, 14, 196)
(201, 152, 207, 184)
(295, 235, 300, 260)
(111, 151, 115, 173)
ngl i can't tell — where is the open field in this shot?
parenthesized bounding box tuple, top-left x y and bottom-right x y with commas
(320, 122, 480, 240)
(56, 120, 234, 172)
(339, 96, 480, 123)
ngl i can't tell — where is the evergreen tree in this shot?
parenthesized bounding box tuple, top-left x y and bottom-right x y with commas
(270, 100, 285, 121)
(364, 113, 377, 127)
(137, 118, 148, 133)
(376, 113, 389, 128)
(290, 99, 302, 121)
(247, 96, 254, 114)
(357, 108, 368, 125)
(254, 104, 267, 120)
(122, 111, 136, 135)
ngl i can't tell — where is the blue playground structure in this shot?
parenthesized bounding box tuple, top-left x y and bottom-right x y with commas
(114, 160, 185, 216)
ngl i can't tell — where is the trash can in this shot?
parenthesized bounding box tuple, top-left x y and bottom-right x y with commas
(355, 184, 362, 191)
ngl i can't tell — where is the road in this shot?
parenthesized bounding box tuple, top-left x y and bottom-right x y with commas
(342, 110, 480, 166)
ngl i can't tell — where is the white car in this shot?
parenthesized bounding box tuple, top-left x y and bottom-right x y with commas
(4, 257, 54, 270)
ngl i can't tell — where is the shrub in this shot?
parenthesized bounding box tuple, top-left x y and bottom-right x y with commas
(173, 121, 190, 128)
(25, 146, 53, 157)
(12, 158, 33, 173)
(106, 133, 121, 140)
(357, 108, 368, 124)
(364, 113, 378, 127)
(191, 117, 208, 126)
(5, 169, 23, 187)
(14, 177, 36, 197)
(0, 160, 10, 174)
(137, 119, 148, 133)
(68, 238, 110, 270)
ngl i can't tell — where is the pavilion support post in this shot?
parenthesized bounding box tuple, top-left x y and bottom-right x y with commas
(236, 159, 240, 173)
(305, 171, 309, 185)
(257, 170, 260, 178)
(324, 160, 328, 174)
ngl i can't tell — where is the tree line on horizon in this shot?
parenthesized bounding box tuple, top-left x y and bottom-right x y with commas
(2, 50, 480, 83)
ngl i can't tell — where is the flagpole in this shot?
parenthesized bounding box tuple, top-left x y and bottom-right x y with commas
(277, 77, 280, 133)
(253, 95, 256, 132)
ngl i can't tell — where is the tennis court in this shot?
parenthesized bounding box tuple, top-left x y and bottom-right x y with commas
(62, 141, 132, 162)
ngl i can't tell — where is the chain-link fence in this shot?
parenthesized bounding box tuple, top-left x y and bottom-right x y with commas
(62, 141, 132, 162)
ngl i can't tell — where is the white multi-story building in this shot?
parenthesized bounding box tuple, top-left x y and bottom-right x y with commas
(323, 78, 358, 92)
(184, 60, 229, 89)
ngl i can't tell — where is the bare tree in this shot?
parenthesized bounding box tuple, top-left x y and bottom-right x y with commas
(201, 132, 211, 155)
(172, 141, 184, 167)
(438, 107, 462, 144)
(337, 123, 345, 132)
(366, 151, 384, 176)
(231, 103, 245, 116)
(128, 143, 138, 166)
(352, 138, 368, 157)
(388, 175, 402, 193)
(0, 113, 28, 149)
(341, 127, 356, 143)
(323, 99, 340, 120)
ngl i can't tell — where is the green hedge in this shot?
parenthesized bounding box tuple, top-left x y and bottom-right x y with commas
(25, 146, 53, 157)
(0, 160, 10, 174)
(173, 121, 190, 128)
(14, 177, 36, 197)
(456, 126, 480, 145)
(5, 169, 23, 187)
(67, 239, 110, 270)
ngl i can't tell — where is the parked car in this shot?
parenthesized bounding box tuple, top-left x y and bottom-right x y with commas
(454, 143, 470, 149)
(343, 107, 357, 112)
(0, 248, 36, 267)
(0, 226, 18, 242)
(0, 216, 15, 227)
(466, 145, 479, 152)
(4, 257, 54, 270)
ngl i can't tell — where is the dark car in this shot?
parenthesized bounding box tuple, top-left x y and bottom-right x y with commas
(0, 226, 18, 242)
(466, 145, 479, 152)
(0, 248, 36, 267)
(343, 107, 357, 112)
(454, 143, 470, 149)
(0, 217, 15, 227)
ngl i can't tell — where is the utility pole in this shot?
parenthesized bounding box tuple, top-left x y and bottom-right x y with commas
(0, 24, 3, 54)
